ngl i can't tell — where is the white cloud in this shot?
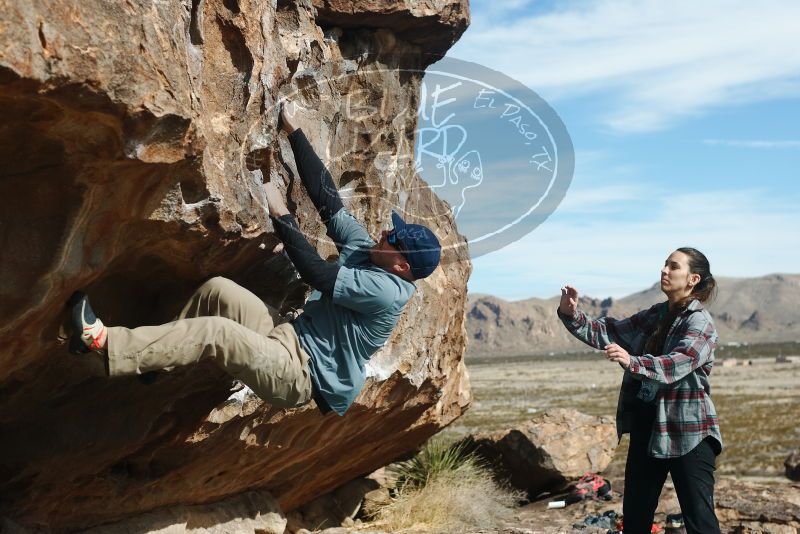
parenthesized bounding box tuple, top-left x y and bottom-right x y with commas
(553, 149, 643, 214)
(468, 186, 800, 300)
(556, 182, 645, 214)
(703, 139, 800, 149)
(450, 0, 800, 132)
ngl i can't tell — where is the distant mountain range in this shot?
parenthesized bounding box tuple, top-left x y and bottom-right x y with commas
(466, 274, 800, 357)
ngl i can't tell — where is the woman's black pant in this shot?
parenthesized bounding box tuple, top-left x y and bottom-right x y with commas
(623, 431, 721, 534)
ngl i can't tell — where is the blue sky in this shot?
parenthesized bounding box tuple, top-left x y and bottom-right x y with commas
(433, 0, 800, 300)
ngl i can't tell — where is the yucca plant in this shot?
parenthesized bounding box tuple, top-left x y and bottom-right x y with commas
(390, 440, 478, 492)
(369, 439, 524, 532)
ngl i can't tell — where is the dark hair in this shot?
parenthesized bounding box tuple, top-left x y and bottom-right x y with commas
(644, 247, 716, 354)
(676, 247, 717, 304)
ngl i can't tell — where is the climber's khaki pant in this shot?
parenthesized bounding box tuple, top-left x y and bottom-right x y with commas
(107, 277, 313, 408)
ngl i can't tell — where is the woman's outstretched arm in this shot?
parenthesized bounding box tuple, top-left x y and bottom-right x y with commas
(557, 285, 656, 352)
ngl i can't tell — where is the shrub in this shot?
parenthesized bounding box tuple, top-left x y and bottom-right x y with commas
(367, 441, 523, 532)
(391, 440, 474, 492)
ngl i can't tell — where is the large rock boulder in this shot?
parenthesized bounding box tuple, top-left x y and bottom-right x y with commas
(81, 490, 287, 534)
(785, 450, 800, 481)
(285, 476, 382, 532)
(715, 477, 800, 533)
(0, 0, 471, 530)
(464, 409, 617, 496)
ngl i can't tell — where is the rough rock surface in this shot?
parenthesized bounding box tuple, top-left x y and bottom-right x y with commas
(464, 409, 617, 496)
(0, 0, 471, 530)
(715, 478, 800, 531)
(786, 450, 800, 481)
(285, 476, 381, 532)
(81, 490, 287, 534)
(311, 0, 469, 52)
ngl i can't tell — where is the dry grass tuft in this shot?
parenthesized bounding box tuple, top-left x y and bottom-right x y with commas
(366, 445, 523, 532)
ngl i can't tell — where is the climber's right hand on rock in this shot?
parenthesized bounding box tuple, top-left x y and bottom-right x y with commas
(559, 285, 578, 317)
(264, 181, 290, 218)
(279, 99, 299, 135)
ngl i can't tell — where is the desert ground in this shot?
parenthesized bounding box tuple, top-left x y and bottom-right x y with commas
(430, 347, 800, 532)
(447, 347, 800, 479)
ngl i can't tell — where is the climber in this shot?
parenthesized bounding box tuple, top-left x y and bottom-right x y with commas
(65, 101, 442, 416)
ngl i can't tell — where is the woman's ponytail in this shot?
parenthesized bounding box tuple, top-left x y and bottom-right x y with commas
(677, 247, 717, 304)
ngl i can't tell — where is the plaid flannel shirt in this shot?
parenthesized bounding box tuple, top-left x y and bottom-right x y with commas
(558, 299, 722, 458)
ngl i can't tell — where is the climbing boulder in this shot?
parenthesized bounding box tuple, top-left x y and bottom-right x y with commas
(0, 0, 471, 530)
(464, 409, 617, 496)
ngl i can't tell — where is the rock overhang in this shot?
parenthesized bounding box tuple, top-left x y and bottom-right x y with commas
(0, 0, 472, 530)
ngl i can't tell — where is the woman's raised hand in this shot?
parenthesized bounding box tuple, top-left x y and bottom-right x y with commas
(559, 285, 579, 317)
